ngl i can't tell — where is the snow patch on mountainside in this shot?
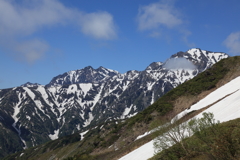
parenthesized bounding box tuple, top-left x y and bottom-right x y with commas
(12, 92, 22, 123)
(83, 112, 94, 127)
(24, 87, 35, 100)
(121, 105, 134, 118)
(151, 92, 155, 104)
(80, 130, 89, 140)
(79, 83, 92, 96)
(49, 129, 60, 140)
(37, 86, 54, 107)
(171, 69, 196, 83)
(67, 84, 78, 94)
(12, 92, 27, 149)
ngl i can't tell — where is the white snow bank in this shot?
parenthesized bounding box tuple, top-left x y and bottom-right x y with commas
(196, 89, 240, 122)
(177, 76, 240, 121)
(119, 140, 155, 160)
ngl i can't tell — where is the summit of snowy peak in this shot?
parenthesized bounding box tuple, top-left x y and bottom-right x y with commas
(97, 66, 120, 75)
(81, 66, 93, 71)
(126, 70, 140, 74)
(21, 82, 41, 87)
(186, 48, 228, 60)
(172, 48, 227, 59)
(171, 48, 206, 60)
(145, 62, 163, 71)
(187, 48, 202, 53)
(170, 48, 229, 72)
(47, 66, 120, 87)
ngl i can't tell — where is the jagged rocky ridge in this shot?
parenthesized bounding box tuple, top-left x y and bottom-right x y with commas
(0, 48, 228, 156)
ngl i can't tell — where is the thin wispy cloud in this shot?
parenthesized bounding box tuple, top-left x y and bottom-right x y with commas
(137, 0, 194, 47)
(0, 0, 118, 64)
(137, 1, 182, 31)
(80, 12, 117, 40)
(223, 31, 240, 55)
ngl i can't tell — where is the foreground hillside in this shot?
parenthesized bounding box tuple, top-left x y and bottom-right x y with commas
(3, 56, 240, 160)
(121, 71, 240, 160)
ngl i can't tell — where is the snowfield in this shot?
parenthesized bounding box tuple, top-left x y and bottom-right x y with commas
(119, 140, 155, 160)
(119, 76, 240, 160)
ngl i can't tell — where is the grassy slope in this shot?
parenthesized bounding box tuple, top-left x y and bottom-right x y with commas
(3, 56, 240, 160)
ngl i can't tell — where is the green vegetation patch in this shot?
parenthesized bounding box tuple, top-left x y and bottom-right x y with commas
(151, 113, 240, 160)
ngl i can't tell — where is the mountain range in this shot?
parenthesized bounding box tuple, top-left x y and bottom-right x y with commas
(0, 48, 229, 158)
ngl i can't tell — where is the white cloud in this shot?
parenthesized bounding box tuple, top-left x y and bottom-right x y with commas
(223, 31, 240, 55)
(137, 0, 194, 47)
(80, 12, 117, 40)
(0, 0, 117, 63)
(137, 1, 182, 31)
(163, 57, 196, 70)
(0, 0, 75, 36)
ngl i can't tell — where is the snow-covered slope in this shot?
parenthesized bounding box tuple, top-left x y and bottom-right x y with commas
(119, 76, 240, 160)
(177, 76, 240, 122)
(119, 140, 155, 160)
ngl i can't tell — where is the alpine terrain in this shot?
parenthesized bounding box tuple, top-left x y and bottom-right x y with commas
(0, 48, 229, 158)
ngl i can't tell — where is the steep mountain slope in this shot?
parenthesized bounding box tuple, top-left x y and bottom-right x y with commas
(120, 75, 240, 160)
(0, 48, 228, 158)
(3, 55, 240, 160)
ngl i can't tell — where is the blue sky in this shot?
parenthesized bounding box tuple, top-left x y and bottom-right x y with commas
(0, 0, 240, 89)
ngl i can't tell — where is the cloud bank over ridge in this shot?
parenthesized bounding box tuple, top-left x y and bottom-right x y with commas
(163, 57, 196, 70)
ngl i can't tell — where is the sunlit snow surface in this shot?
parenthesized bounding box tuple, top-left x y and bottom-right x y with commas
(49, 129, 60, 140)
(177, 76, 240, 122)
(119, 76, 240, 160)
(119, 140, 155, 160)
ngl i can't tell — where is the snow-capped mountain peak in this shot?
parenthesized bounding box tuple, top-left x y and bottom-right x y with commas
(0, 48, 229, 154)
